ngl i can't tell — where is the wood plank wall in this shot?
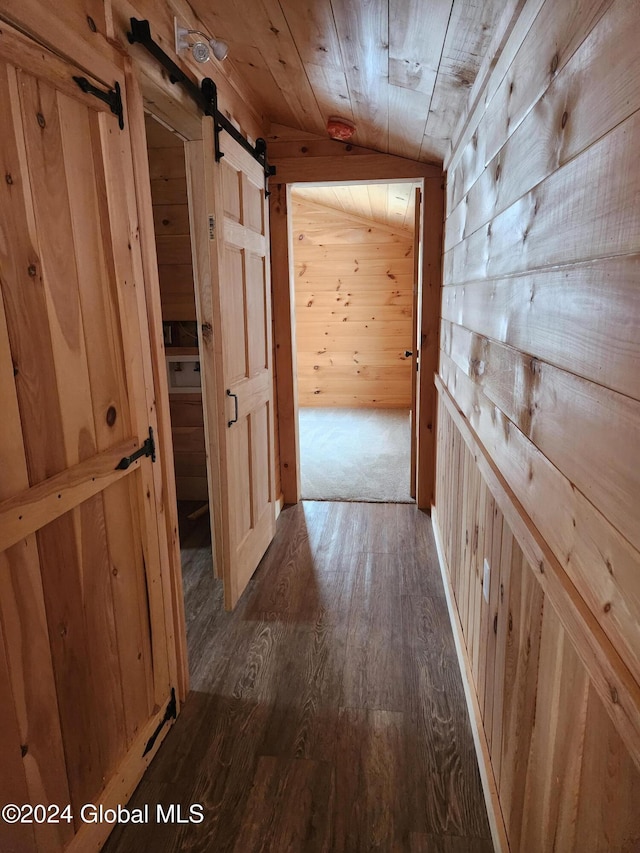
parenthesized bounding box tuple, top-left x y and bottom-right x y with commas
(435, 400, 640, 851)
(292, 198, 414, 408)
(436, 0, 640, 848)
(146, 117, 196, 322)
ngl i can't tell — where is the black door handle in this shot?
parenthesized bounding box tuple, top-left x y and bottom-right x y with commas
(227, 389, 238, 427)
(404, 350, 413, 358)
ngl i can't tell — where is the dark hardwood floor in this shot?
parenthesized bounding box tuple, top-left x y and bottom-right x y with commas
(104, 501, 492, 852)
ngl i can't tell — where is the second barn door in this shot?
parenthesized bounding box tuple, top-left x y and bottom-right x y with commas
(187, 119, 276, 610)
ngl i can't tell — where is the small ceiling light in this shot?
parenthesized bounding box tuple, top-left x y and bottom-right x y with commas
(175, 20, 229, 63)
(327, 116, 356, 141)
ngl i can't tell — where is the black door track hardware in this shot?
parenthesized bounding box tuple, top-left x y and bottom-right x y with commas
(73, 76, 124, 129)
(116, 427, 156, 470)
(126, 19, 276, 192)
(143, 688, 177, 756)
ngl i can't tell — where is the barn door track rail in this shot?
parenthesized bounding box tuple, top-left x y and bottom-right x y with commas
(126, 18, 276, 188)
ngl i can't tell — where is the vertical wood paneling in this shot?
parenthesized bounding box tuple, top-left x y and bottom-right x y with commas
(574, 684, 640, 850)
(519, 604, 589, 851)
(9, 67, 107, 813)
(489, 525, 513, 785)
(0, 259, 71, 851)
(480, 499, 503, 752)
(433, 402, 640, 852)
(0, 636, 36, 852)
(498, 546, 544, 845)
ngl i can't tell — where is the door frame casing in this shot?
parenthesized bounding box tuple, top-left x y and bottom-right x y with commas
(270, 170, 444, 510)
(125, 76, 203, 702)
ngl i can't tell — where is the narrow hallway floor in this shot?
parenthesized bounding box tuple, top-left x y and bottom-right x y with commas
(104, 501, 492, 852)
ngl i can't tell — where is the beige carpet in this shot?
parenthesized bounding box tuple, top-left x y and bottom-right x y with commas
(298, 408, 413, 503)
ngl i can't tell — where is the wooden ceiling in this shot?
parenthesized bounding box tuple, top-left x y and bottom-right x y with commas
(292, 182, 420, 232)
(189, 0, 504, 163)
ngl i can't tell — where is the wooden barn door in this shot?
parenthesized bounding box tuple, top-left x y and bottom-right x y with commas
(0, 23, 176, 853)
(187, 119, 276, 610)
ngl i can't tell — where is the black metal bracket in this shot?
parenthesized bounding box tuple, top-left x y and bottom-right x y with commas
(126, 18, 276, 190)
(73, 77, 124, 129)
(200, 77, 223, 162)
(116, 427, 156, 470)
(142, 688, 177, 757)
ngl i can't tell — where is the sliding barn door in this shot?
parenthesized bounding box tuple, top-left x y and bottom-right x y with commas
(187, 120, 276, 610)
(0, 22, 176, 853)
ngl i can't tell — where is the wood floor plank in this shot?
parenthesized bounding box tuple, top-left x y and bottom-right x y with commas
(333, 708, 408, 852)
(402, 593, 490, 838)
(232, 756, 334, 853)
(410, 832, 494, 852)
(342, 553, 405, 711)
(395, 503, 434, 557)
(104, 501, 490, 853)
(168, 695, 272, 853)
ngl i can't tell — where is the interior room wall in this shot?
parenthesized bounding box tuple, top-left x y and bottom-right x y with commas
(292, 197, 414, 408)
(435, 0, 640, 847)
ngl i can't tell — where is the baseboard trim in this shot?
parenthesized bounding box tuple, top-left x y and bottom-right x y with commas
(431, 507, 510, 853)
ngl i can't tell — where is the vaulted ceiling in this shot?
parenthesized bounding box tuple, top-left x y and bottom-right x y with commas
(190, 0, 504, 164)
(292, 182, 420, 232)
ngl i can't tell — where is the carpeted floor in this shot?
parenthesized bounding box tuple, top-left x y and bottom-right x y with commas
(298, 407, 413, 503)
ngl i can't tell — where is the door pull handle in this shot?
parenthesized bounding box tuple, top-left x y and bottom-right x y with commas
(227, 389, 238, 427)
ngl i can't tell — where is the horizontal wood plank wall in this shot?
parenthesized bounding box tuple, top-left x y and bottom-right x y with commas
(146, 117, 196, 322)
(438, 0, 640, 848)
(292, 198, 414, 408)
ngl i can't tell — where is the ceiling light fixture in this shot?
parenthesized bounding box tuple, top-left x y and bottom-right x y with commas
(327, 116, 356, 141)
(175, 19, 229, 63)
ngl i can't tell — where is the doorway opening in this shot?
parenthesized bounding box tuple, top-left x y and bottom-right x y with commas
(144, 113, 221, 674)
(289, 180, 421, 503)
